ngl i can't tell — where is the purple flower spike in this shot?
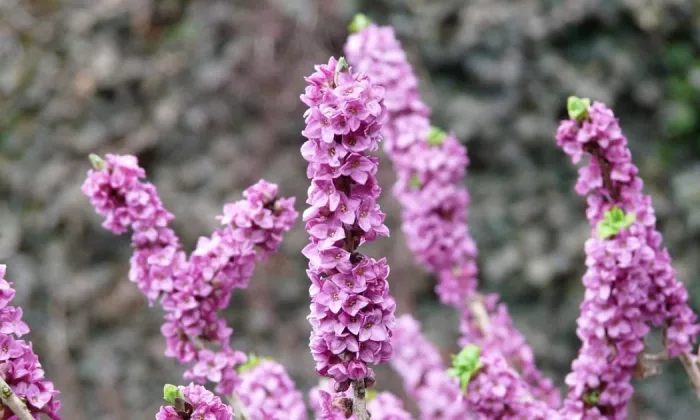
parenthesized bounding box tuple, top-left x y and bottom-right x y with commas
(84, 157, 297, 395)
(301, 57, 396, 391)
(556, 98, 700, 418)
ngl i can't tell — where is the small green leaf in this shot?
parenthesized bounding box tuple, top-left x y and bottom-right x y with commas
(163, 384, 184, 405)
(448, 345, 482, 395)
(348, 14, 372, 33)
(334, 57, 349, 85)
(427, 126, 448, 146)
(583, 389, 600, 405)
(597, 207, 636, 239)
(365, 389, 378, 402)
(409, 174, 422, 189)
(567, 96, 592, 121)
(620, 212, 636, 229)
(89, 153, 106, 170)
(236, 353, 268, 374)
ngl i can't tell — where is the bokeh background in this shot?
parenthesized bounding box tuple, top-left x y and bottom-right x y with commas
(1, 0, 700, 418)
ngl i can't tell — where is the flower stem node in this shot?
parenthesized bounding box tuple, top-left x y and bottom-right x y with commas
(349, 14, 372, 33)
(447, 345, 483, 394)
(597, 207, 636, 240)
(567, 96, 592, 122)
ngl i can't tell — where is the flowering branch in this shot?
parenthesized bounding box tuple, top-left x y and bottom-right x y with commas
(300, 56, 396, 419)
(82, 154, 297, 400)
(556, 97, 700, 416)
(0, 376, 34, 420)
(345, 17, 559, 407)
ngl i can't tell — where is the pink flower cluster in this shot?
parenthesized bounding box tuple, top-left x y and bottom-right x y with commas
(309, 380, 413, 420)
(344, 22, 430, 163)
(345, 20, 559, 406)
(300, 57, 395, 390)
(237, 360, 307, 420)
(465, 352, 559, 420)
(390, 315, 471, 420)
(156, 383, 233, 420)
(556, 101, 700, 417)
(0, 265, 61, 419)
(82, 155, 297, 395)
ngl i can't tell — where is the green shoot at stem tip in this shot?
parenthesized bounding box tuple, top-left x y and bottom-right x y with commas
(89, 153, 105, 170)
(163, 384, 184, 405)
(597, 207, 636, 240)
(427, 126, 448, 146)
(567, 96, 592, 122)
(447, 345, 482, 394)
(349, 14, 372, 33)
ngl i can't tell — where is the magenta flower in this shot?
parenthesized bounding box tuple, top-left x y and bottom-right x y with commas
(301, 57, 395, 392)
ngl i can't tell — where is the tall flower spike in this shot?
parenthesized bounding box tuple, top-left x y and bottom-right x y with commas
(83, 156, 298, 395)
(390, 315, 471, 420)
(237, 358, 307, 420)
(300, 57, 396, 402)
(556, 98, 700, 417)
(345, 18, 559, 406)
(0, 265, 62, 419)
(156, 383, 233, 420)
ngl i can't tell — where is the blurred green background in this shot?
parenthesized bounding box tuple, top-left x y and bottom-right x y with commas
(1, 0, 699, 418)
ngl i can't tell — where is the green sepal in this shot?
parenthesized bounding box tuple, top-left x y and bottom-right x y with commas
(447, 345, 482, 394)
(365, 388, 378, 402)
(567, 96, 592, 122)
(236, 353, 269, 374)
(597, 207, 636, 239)
(426, 126, 448, 146)
(163, 384, 184, 405)
(89, 153, 106, 170)
(583, 389, 600, 405)
(349, 14, 372, 33)
(409, 174, 422, 189)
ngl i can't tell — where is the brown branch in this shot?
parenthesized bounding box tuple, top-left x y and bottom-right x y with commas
(228, 392, 250, 420)
(467, 294, 491, 337)
(679, 353, 700, 400)
(0, 376, 34, 420)
(351, 380, 371, 420)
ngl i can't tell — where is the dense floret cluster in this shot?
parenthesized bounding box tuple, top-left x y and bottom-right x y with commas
(300, 57, 396, 391)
